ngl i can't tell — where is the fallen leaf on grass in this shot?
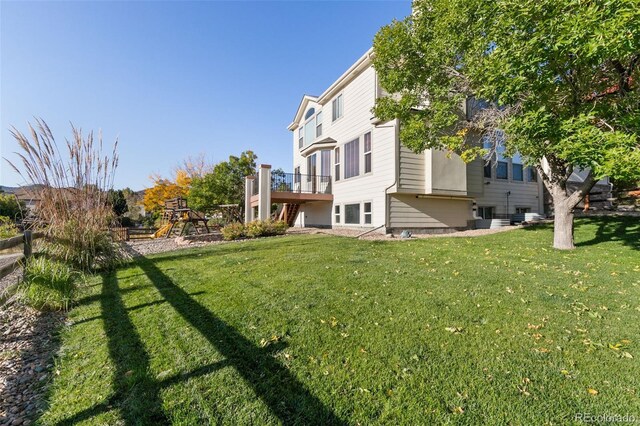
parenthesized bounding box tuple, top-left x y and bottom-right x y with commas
(450, 406, 464, 414)
(587, 388, 598, 396)
(445, 326, 464, 334)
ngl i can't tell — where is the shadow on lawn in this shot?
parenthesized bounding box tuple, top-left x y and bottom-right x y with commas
(574, 216, 639, 250)
(134, 254, 345, 425)
(55, 250, 344, 425)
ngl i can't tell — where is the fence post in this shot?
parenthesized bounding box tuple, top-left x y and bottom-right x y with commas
(23, 230, 33, 264)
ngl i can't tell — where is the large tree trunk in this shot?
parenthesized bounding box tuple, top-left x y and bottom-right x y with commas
(552, 197, 576, 250)
(544, 169, 596, 250)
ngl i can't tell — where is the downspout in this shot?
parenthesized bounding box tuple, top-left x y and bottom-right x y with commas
(382, 118, 400, 232)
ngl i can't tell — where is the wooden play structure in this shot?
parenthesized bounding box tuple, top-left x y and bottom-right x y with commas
(153, 197, 210, 238)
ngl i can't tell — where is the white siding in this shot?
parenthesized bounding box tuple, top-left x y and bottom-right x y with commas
(291, 66, 397, 229)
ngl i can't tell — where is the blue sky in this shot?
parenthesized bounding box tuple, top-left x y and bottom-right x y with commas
(1, 0, 411, 190)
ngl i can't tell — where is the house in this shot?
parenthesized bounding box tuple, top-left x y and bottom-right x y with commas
(245, 49, 548, 233)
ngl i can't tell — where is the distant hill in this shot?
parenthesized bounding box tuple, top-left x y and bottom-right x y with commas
(0, 186, 18, 194)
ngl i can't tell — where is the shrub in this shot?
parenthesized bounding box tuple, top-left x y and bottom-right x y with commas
(0, 194, 24, 221)
(18, 257, 83, 311)
(0, 216, 19, 239)
(245, 220, 268, 238)
(222, 220, 288, 240)
(221, 222, 245, 241)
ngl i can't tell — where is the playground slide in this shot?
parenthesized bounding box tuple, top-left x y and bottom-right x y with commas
(153, 223, 172, 238)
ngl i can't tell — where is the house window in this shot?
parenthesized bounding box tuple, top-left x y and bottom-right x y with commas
(334, 148, 340, 181)
(321, 150, 331, 180)
(305, 108, 315, 120)
(344, 138, 359, 179)
(364, 132, 372, 173)
(335, 205, 340, 223)
(483, 161, 492, 178)
(332, 94, 343, 122)
(496, 161, 508, 179)
(316, 111, 323, 138)
(345, 203, 360, 224)
(307, 154, 316, 182)
(294, 166, 300, 184)
(298, 128, 303, 149)
(478, 206, 494, 219)
(304, 118, 315, 146)
(527, 167, 537, 182)
(515, 207, 531, 214)
(364, 202, 372, 224)
(513, 163, 523, 181)
(512, 153, 523, 181)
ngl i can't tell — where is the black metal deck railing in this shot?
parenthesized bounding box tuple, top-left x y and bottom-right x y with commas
(271, 172, 331, 194)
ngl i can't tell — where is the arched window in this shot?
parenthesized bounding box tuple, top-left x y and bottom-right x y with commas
(304, 108, 315, 120)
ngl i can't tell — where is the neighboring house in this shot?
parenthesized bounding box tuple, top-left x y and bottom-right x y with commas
(245, 49, 584, 233)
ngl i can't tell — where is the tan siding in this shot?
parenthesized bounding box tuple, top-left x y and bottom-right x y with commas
(389, 194, 472, 228)
(398, 146, 425, 192)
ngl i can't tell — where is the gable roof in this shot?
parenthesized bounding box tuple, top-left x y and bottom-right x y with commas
(287, 48, 374, 131)
(287, 95, 319, 131)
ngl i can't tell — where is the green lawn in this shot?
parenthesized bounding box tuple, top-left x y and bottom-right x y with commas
(41, 218, 639, 425)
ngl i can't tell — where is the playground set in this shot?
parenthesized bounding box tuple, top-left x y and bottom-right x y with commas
(153, 197, 210, 238)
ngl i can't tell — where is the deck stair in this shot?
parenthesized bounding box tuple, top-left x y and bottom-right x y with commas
(278, 203, 301, 227)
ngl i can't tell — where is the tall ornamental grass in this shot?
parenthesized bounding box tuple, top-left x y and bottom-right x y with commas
(7, 119, 122, 271)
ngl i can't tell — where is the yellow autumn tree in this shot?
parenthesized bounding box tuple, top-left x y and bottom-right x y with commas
(143, 170, 191, 214)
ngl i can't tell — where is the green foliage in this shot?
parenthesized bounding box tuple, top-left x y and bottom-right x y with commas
(189, 151, 257, 213)
(372, 0, 640, 180)
(45, 219, 124, 271)
(0, 216, 19, 239)
(221, 222, 245, 241)
(107, 189, 129, 217)
(18, 257, 83, 311)
(221, 220, 288, 241)
(0, 193, 24, 221)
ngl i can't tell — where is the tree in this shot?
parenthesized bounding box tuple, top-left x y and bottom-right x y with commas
(107, 189, 128, 217)
(0, 193, 24, 221)
(189, 151, 257, 214)
(372, 0, 640, 249)
(143, 170, 191, 214)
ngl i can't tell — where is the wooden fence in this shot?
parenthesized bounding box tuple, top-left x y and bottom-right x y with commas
(110, 227, 158, 241)
(0, 231, 43, 281)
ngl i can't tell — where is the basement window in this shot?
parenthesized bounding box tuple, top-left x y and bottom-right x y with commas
(345, 203, 360, 224)
(364, 202, 372, 224)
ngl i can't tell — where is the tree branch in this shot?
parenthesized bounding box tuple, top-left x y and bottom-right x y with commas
(566, 169, 596, 208)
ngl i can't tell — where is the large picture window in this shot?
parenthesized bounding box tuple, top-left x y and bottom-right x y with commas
(345, 203, 360, 224)
(344, 138, 359, 179)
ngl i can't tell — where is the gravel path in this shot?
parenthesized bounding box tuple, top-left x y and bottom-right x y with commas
(0, 302, 65, 426)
